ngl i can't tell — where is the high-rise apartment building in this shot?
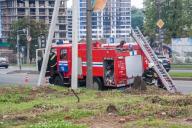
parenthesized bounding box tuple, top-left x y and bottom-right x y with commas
(67, 8, 72, 42)
(79, 0, 131, 40)
(0, 3, 2, 37)
(0, 0, 67, 41)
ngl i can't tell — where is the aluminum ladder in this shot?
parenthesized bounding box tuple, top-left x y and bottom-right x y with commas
(131, 27, 177, 93)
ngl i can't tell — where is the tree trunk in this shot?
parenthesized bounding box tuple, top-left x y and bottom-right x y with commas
(26, 42, 30, 64)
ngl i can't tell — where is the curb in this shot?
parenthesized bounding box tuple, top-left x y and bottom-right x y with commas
(172, 77, 192, 81)
(7, 70, 39, 75)
(171, 68, 192, 70)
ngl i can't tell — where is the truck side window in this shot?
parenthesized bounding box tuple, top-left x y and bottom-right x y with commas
(60, 49, 67, 60)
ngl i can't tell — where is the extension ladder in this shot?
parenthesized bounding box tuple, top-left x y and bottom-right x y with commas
(131, 27, 177, 93)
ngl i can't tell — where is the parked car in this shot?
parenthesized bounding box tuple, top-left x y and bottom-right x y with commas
(157, 56, 171, 72)
(0, 57, 9, 68)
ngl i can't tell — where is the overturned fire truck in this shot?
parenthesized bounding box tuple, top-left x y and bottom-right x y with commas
(45, 40, 149, 90)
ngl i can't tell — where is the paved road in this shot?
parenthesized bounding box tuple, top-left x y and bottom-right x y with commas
(0, 66, 192, 94)
(0, 66, 36, 75)
(0, 66, 38, 85)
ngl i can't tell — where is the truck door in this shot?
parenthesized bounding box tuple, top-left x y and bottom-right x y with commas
(59, 49, 69, 74)
(125, 55, 143, 84)
(115, 58, 127, 87)
(103, 59, 115, 87)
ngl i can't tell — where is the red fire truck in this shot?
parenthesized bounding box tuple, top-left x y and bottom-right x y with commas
(46, 41, 149, 90)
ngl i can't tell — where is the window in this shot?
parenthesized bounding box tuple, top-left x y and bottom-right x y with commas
(60, 49, 67, 60)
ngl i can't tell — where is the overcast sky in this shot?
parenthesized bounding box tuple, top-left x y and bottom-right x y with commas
(131, 0, 143, 8)
(67, 0, 144, 8)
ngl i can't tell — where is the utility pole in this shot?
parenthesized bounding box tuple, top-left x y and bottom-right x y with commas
(156, 0, 163, 55)
(37, 0, 61, 86)
(71, 0, 79, 89)
(26, 3, 31, 64)
(86, 0, 93, 88)
(16, 33, 21, 70)
(17, 28, 28, 70)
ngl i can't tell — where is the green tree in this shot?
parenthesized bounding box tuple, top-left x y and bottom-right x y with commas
(9, 18, 48, 63)
(144, 0, 192, 44)
(131, 7, 144, 29)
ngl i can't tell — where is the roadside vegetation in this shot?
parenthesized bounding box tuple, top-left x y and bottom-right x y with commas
(169, 72, 192, 78)
(171, 64, 192, 69)
(0, 86, 192, 128)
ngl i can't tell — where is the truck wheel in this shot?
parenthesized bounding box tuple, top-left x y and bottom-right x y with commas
(54, 76, 63, 86)
(93, 77, 104, 90)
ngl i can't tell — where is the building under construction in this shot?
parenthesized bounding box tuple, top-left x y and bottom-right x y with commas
(0, 0, 68, 41)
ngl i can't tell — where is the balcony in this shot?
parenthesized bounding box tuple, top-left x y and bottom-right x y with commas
(17, 3, 25, 8)
(39, 4, 45, 8)
(49, 4, 54, 7)
(58, 20, 66, 24)
(59, 12, 66, 16)
(39, 12, 46, 15)
(30, 12, 36, 15)
(17, 12, 25, 16)
(29, 4, 35, 7)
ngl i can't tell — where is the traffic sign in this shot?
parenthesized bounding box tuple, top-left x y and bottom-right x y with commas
(157, 19, 165, 29)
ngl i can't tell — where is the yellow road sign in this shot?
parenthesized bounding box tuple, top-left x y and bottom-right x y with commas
(157, 19, 165, 29)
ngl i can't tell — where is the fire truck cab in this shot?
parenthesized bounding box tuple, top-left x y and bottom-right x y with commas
(47, 41, 149, 89)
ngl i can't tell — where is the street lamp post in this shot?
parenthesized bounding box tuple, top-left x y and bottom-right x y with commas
(17, 29, 27, 70)
(16, 33, 21, 70)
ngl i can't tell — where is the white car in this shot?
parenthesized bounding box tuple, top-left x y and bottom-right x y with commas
(0, 57, 9, 68)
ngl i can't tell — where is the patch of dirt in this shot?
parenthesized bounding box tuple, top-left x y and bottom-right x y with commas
(106, 104, 118, 114)
(31, 104, 65, 115)
(124, 86, 171, 95)
(1, 114, 30, 122)
(95, 91, 124, 99)
(124, 85, 183, 96)
(169, 118, 192, 126)
(75, 114, 137, 128)
(1, 105, 69, 123)
(145, 95, 192, 106)
(0, 87, 28, 96)
(185, 118, 192, 122)
(77, 103, 102, 110)
(29, 86, 58, 95)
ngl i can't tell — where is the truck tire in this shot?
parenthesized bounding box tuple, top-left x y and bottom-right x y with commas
(54, 76, 63, 86)
(93, 77, 104, 90)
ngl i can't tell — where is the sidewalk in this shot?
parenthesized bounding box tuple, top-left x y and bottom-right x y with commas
(6, 66, 39, 74)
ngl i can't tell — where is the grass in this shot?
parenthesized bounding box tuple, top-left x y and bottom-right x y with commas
(0, 86, 192, 128)
(171, 64, 192, 69)
(169, 72, 192, 78)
